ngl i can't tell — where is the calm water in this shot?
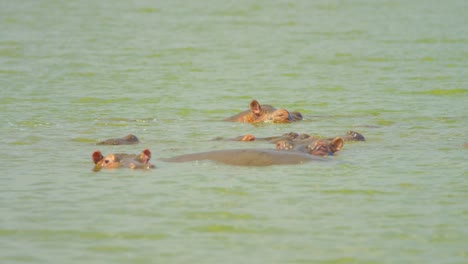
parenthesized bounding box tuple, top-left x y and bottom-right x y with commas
(1, 0, 467, 263)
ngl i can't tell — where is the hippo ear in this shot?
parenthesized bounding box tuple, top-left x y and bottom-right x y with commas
(330, 137, 344, 153)
(249, 100, 262, 115)
(140, 149, 152, 163)
(92, 151, 104, 164)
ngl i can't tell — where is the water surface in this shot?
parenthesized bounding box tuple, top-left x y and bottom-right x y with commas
(1, 0, 467, 263)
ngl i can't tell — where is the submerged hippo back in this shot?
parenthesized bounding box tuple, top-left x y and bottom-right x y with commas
(162, 148, 326, 166)
(96, 134, 140, 145)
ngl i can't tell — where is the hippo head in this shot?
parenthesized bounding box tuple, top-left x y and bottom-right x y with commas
(346, 131, 365, 141)
(265, 108, 293, 123)
(250, 100, 294, 123)
(92, 149, 153, 171)
(92, 151, 122, 171)
(305, 137, 344, 156)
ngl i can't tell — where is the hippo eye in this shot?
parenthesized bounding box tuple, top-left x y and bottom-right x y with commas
(105, 159, 110, 164)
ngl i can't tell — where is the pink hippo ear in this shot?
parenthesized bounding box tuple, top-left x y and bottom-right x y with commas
(92, 151, 104, 164)
(330, 137, 344, 153)
(140, 149, 152, 163)
(249, 100, 262, 116)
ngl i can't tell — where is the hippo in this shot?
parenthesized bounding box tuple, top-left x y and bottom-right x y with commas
(272, 132, 362, 157)
(211, 132, 309, 142)
(279, 130, 365, 145)
(211, 134, 257, 142)
(96, 134, 140, 145)
(275, 137, 344, 156)
(224, 99, 303, 123)
(214, 131, 365, 143)
(251, 132, 312, 142)
(162, 148, 327, 166)
(162, 137, 343, 166)
(91, 149, 154, 171)
(341, 131, 366, 142)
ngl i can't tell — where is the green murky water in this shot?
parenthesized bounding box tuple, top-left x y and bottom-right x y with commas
(1, 0, 466, 263)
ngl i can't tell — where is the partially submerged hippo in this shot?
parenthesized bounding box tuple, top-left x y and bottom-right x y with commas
(211, 132, 310, 142)
(214, 131, 365, 143)
(224, 99, 303, 123)
(211, 134, 258, 142)
(278, 130, 365, 145)
(162, 148, 327, 166)
(96, 134, 140, 145)
(338, 131, 366, 142)
(275, 137, 344, 156)
(162, 137, 343, 166)
(274, 131, 364, 153)
(92, 149, 154, 171)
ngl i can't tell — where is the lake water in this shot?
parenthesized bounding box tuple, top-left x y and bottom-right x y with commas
(1, 0, 466, 263)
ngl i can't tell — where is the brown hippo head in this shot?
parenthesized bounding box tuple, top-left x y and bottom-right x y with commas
(92, 149, 154, 171)
(248, 100, 292, 123)
(264, 108, 294, 123)
(305, 137, 344, 156)
(276, 137, 344, 156)
(224, 99, 303, 123)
